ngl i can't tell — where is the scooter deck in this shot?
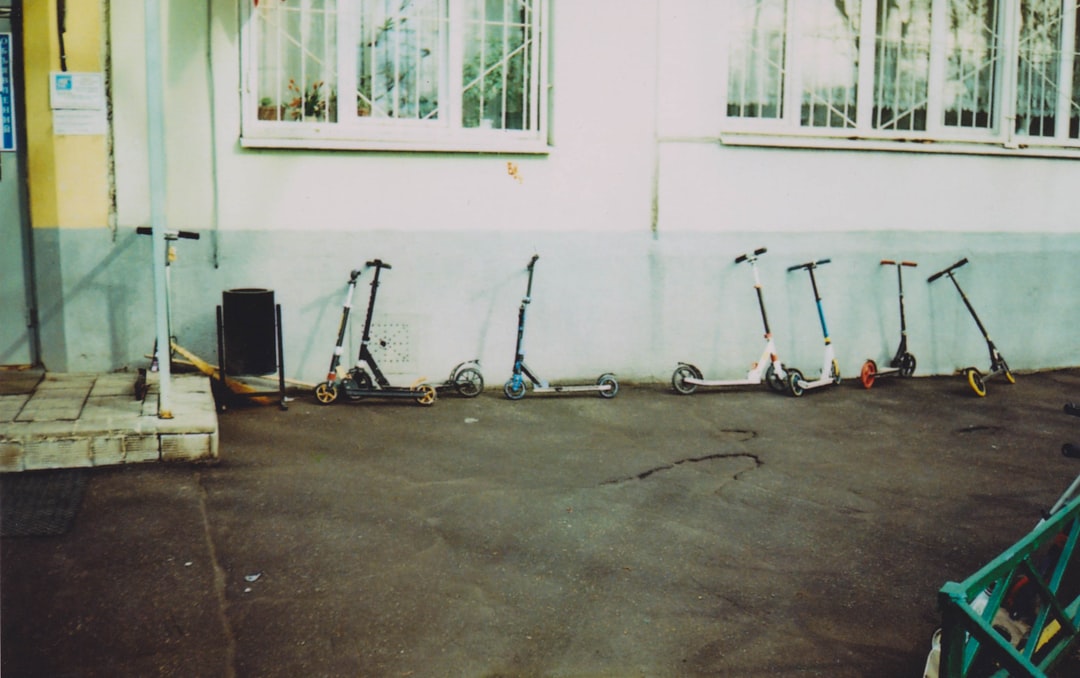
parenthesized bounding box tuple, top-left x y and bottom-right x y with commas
(533, 384, 614, 394)
(683, 377, 760, 388)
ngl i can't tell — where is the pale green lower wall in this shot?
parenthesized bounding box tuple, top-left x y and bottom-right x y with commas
(31, 228, 1080, 388)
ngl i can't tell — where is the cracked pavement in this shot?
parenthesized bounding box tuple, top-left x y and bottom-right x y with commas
(4, 370, 1080, 676)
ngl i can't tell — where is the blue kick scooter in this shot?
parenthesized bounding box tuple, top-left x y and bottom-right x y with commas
(786, 259, 840, 397)
(503, 255, 618, 400)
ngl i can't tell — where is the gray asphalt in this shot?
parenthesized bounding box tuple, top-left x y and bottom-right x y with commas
(4, 369, 1080, 677)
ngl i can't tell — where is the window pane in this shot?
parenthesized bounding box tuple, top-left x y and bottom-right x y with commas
(462, 0, 534, 130)
(1015, 0, 1063, 137)
(943, 0, 1000, 130)
(727, 0, 788, 120)
(799, 0, 860, 129)
(357, 0, 445, 120)
(1073, 3, 1080, 138)
(256, 0, 338, 123)
(873, 0, 931, 131)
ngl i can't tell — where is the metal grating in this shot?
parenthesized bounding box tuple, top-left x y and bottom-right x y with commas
(1, 469, 89, 537)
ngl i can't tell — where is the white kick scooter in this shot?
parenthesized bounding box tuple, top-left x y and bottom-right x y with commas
(786, 259, 840, 397)
(672, 247, 789, 395)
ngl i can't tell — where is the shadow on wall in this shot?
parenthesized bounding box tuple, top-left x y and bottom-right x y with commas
(30, 229, 149, 373)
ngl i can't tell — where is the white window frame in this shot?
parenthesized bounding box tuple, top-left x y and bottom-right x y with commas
(240, 0, 550, 153)
(720, 0, 1080, 158)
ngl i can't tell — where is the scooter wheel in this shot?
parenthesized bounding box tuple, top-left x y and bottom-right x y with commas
(765, 364, 787, 393)
(787, 368, 805, 397)
(899, 352, 916, 378)
(314, 382, 338, 405)
(454, 367, 484, 398)
(860, 360, 877, 389)
(503, 379, 526, 400)
(965, 368, 987, 397)
(1002, 360, 1016, 385)
(413, 384, 437, 406)
(672, 365, 698, 395)
(597, 373, 619, 399)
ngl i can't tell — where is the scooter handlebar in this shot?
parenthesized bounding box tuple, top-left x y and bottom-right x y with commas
(136, 226, 200, 240)
(881, 259, 919, 267)
(366, 259, 392, 270)
(787, 258, 830, 272)
(349, 269, 363, 282)
(927, 258, 968, 283)
(734, 247, 767, 264)
(527, 254, 539, 269)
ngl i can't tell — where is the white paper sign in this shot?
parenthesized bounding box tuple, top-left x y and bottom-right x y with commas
(53, 108, 108, 136)
(50, 71, 105, 111)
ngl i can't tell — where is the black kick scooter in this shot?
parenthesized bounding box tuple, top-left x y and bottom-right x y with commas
(927, 258, 1014, 397)
(315, 260, 476, 406)
(503, 255, 618, 400)
(860, 259, 918, 389)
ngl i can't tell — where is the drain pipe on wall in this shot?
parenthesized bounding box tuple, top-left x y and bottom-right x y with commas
(144, 0, 172, 419)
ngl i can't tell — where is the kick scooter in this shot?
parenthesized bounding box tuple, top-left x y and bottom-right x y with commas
(315, 260, 466, 406)
(1062, 404, 1079, 458)
(860, 259, 918, 389)
(927, 258, 1014, 397)
(672, 247, 789, 395)
(786, 259, 840, 397)
(136, 226, 200, 373)
(502, 255, 618, 400)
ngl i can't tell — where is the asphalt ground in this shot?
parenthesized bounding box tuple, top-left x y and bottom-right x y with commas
(4, 368, 1080, 677)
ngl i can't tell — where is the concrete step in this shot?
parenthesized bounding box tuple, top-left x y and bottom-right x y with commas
(0, 370, 218, 472)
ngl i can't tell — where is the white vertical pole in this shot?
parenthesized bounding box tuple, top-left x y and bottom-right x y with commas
(144, 0, 172, 418)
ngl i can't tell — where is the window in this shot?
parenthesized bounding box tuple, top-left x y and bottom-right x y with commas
(243, 0, 548, 152)
(724, 0, 1080, 153)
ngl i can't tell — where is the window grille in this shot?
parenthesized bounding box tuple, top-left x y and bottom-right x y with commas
(724, 0, 1080, 153)
(243, 0, 547, 152)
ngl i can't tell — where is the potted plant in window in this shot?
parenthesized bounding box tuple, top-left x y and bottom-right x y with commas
(257, 97, 284, 121)
(286, 79, 337, 122)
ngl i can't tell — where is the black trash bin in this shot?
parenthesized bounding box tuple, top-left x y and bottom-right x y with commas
(222, 288, 277, 376)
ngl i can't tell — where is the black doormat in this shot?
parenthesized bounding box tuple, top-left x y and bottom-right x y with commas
(1, 469, 89, 537)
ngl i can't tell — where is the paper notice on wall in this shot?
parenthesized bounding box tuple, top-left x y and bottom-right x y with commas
(53, 108, 108, 135)
(50, 71, 106, 136)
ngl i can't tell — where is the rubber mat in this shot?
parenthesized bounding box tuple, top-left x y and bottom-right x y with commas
(1, 469, 88, 537)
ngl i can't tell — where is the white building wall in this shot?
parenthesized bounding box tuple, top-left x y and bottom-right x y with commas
(83, 0, 1079, 389)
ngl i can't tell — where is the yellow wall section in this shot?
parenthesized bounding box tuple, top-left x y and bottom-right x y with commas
(24, 0, 108, 229)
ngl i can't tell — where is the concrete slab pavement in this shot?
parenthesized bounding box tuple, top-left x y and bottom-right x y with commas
(0, 369, 219, 471)
(4, 369, 1080, 676)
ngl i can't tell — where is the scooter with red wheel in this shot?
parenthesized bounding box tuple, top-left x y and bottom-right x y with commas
(785, 259, 840, 397)
(927, 258, 1014, 397)
(860, 259, 918, 389)
(672, 247, 789, 395)
(502, 255, 618, 400)
(314, 261, 446, 406)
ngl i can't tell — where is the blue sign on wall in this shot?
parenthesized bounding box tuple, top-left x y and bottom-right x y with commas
(1, 33, 15, 152)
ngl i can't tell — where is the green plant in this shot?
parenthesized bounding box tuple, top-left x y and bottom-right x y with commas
(286, 79, 336, 122)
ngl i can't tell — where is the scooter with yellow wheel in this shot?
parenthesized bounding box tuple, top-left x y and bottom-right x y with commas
(785, 259, 840, 397)
(927, 258, 1014, 397)
(314, 261, 438, 406)
(860, 259, 918, 389)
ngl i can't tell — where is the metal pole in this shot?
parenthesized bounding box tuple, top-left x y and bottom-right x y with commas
(144, 0, 172, 418)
